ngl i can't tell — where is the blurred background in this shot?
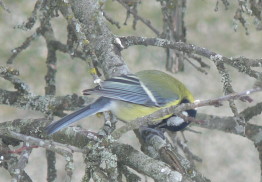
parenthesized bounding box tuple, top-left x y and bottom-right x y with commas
(0, 0, 261, 181)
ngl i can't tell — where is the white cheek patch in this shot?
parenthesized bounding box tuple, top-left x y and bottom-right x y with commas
(182, 111, 188, 116)
(167, 111, 188, 126)
(167, 116, 184, 126)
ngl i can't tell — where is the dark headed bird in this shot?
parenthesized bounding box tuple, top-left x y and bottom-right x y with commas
(45, 70, 197, 135)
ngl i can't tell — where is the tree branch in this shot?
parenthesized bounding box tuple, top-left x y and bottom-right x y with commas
(112, 87, 261, 139)
(0, 118, 184, 181)
(119, 36, 262, 79)
(60, 0, 129, 78)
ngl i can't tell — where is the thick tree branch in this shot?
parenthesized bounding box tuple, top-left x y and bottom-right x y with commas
(60, 0, 129, 78)
(0, 89, 91, 116)
(112, 143, 182, 182)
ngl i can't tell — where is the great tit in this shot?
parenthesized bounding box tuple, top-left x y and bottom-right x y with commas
(45, 70, 196, 135)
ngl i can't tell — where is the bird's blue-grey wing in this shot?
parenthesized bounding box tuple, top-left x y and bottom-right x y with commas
(83, 74, 165, 106)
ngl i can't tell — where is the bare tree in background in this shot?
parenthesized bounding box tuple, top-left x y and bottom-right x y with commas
(0, 0, 262, 181)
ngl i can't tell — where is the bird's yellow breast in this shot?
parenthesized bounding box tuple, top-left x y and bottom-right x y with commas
(110, 99, 181, 122)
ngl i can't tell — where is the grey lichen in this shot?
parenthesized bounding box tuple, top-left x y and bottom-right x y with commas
(100, 150, 117, 169)
(251, 128, 262, 144)
(160, 167, 182, 182)
(235, 123, 245, 135)
(210, 54, 223, 62)
(65, 154, 74, 175)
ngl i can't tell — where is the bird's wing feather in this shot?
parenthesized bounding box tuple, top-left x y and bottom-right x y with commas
(83, 74, 170, 106)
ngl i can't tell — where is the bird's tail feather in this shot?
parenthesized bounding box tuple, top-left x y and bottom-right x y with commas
(45, 97, 111, 135)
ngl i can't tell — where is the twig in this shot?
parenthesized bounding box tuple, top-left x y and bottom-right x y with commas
(5, 155, 33, 182)
(234, 8, 249, 35)
(7, 30, 40, 64)
(213, 56, 241, 119)
(39, 11, 59, 181)
(187, 54, 210, 69)
(116, 0, 160, 36)
(6, 131, 84, 154)
(185, 57, 208, 75)
(8, 146, 38, 154)
(9, 143, 32, 182)
(49, 40, 87, 60)
(64, 153, 74, 182)
(0, 0, 10, 13)
(14, 0, 43, 30)
(240, 102, 262, 122)
(176, 138, 202, 163)
(103, 11, 121, 29)
(81, 164, 92, 182)
(215, 0, 230, 11)
(46, 150, 57, 182)
(41, 21, 57, 96)
(0, 66, 31, 94)
(111, 87, 262, 139)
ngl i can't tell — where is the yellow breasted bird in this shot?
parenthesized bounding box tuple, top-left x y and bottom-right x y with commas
(45, 70, 196, 135)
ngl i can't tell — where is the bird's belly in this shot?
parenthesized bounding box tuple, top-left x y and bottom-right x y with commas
(110, 100, 175, 122)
